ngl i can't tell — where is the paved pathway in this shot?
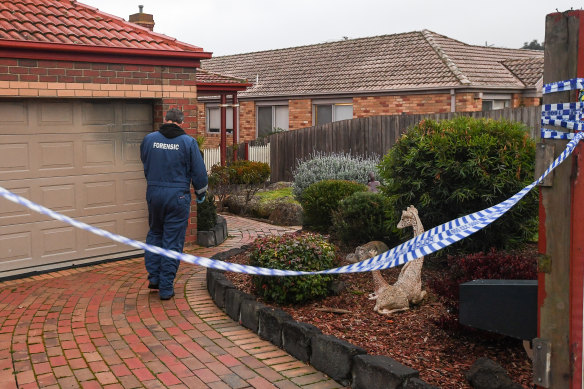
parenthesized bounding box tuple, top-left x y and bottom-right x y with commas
(0, 215, 343, 389)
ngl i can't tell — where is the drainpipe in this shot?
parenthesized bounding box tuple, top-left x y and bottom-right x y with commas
(450, 89, 456, 112)
(220, 94, 227, 166)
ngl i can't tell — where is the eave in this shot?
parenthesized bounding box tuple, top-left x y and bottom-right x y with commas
(0, 39, 213, 68)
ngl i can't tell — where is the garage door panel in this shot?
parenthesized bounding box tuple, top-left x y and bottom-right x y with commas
(41, 225, 77, 258)
(83, 180, 117, 209)
(38, 141, 75, 170)
(40, 184, 76, 213)
(0, 101, 28, 129)
(0, 98, 153, 277)
(0, 231, 32, 263)
(82, 139, 116, 168)
(0, 187, 32, 220)
(81, 101, 116, 127)
(0, 142, 29, 172)
(0, 210, 148, 273)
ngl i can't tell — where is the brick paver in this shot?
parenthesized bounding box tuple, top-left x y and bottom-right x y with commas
(0, 215, 344, 388)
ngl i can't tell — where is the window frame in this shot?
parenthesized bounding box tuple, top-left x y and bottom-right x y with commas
(312, 98, 353, 125)
(205, 103, 235, 134)
(255, 101, 289, 138)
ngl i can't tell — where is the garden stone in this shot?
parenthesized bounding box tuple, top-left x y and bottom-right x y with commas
(213, 278, 235, 309)
(281, 321, 321, 362)
(466, 358, 523, 389)
(206, 269, 225, 296)
(403, 378, 440, 388)
(310, 334, 367, 387)
(240, 299, 266, 334)
(258, 307, 294, 347)
(225, 288, 255, 323)
(351, 355, 418, 389)
(329, 280, 347, 295)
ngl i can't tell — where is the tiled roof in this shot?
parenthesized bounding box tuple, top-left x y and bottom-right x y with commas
(502, 57, 545, 87)
(201, 30, 543, 98)
(196, 69, 250, 92)
(0, 0, 207, 53)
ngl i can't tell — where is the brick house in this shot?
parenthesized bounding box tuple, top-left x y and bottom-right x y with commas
(200, 30, 543, 147)
(0, 0, 247, 278)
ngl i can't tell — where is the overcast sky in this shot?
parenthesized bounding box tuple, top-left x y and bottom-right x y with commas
(81, 0, 581, 56)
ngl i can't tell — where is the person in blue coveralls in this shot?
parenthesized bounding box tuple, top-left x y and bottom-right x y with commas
(140, 108, 208, 300)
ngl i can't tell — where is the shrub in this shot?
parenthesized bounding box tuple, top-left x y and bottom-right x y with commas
(292, 152, 379, 200)
(378, 116, 537, 253)
(249, 233, 337, 304)
(197, 193, 217, 231)
(209, 161, 271, 212)
(428, 248, 538, 311)
(300, 179, 367, 232)
(331, 191, 398, 247)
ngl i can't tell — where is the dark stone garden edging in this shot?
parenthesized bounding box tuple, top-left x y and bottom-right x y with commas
(197, 215, 228, 247)
(206, 247, 439, 389)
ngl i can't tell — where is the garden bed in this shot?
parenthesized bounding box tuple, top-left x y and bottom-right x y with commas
(223, 249, 533, 388)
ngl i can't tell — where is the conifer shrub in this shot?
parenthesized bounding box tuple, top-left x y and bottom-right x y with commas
(197, 193, 217, 231)
(331, 191, 398, 247)
(300, 179, 367, 232)
(292, 152, 379, 200)
(249, 233, 337, 304)
(378, 116, 537, 253)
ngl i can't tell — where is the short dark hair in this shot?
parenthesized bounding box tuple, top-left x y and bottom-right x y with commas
(165, 108, 184, 124)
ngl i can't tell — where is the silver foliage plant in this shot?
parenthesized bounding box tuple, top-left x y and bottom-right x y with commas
(292, 152, 380, 199)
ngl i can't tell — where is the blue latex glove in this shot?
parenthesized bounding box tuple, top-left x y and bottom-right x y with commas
(196, 192, 206, 204)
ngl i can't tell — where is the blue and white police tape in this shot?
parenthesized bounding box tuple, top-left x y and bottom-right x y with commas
(1, 130, 583, 276)
(542, 102, 584, 111)
(542, 78, 584, 94)
(541, 129, 577, 140)
(541, 117, 584, 131)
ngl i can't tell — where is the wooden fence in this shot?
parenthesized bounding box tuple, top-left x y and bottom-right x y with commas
(269, 106, 542, 182)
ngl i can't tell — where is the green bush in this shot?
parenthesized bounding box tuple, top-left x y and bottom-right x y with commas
(197, 193, 217, 231)
(249, 233, 337, 304)
(300, 179, 367, 232)
(378, 116, 537, 253)
(331, 191, 397, 247)
(209, 160, 271, 212)
(292, 152, 379, 200)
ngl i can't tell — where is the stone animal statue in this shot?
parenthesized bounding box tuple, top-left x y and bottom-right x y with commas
(368, 205, 427, 315)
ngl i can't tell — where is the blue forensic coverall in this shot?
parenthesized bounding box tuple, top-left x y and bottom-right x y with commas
(140, 123, 208, 299)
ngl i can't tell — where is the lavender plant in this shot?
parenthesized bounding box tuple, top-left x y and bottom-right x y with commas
(292, 152, 380, 200)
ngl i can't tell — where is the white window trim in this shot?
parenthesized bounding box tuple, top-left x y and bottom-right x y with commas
(205, 103, 237, 134)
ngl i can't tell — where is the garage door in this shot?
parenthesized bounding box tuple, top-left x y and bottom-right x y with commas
(0, 99, 152, 278)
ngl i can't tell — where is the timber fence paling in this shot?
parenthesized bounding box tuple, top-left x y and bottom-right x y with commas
(269, 106, 542, 182)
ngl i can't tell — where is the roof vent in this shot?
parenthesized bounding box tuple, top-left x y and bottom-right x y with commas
(129, 5, 155, 31)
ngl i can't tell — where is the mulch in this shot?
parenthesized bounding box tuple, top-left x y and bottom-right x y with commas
(224, 250, 533, 388)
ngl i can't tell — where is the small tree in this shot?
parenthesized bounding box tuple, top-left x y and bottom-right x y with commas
(378, 116, 537, 253)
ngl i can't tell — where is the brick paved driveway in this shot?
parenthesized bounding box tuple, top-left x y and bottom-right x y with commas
(0, 215, 343, 389)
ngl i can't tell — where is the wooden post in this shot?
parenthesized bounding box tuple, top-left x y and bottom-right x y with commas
(220, 93, 227, 166)
(537, 10, 584, 388)
(232, 94, 238, 161)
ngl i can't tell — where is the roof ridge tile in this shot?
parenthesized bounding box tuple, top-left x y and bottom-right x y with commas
(421, 29, 471, 85)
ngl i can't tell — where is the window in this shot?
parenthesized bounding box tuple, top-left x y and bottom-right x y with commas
(206, 105, 234, 133)
(482, 98, 510, 111)
(314, 102, 353, 125)
(257, 105, 289, 138)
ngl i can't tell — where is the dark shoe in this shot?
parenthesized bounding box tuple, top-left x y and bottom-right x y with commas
(148, 282, 159, 290)
(160, 292, 175, 301)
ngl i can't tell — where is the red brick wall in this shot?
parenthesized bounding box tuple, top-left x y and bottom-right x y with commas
(521, 97, 541, 107)
(354, 93, 452, 116)
(455, 92, 482, 112)
(0, 57, 202, 242)
(289, 99, 312, 129)
(196, 100, 256, 149)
